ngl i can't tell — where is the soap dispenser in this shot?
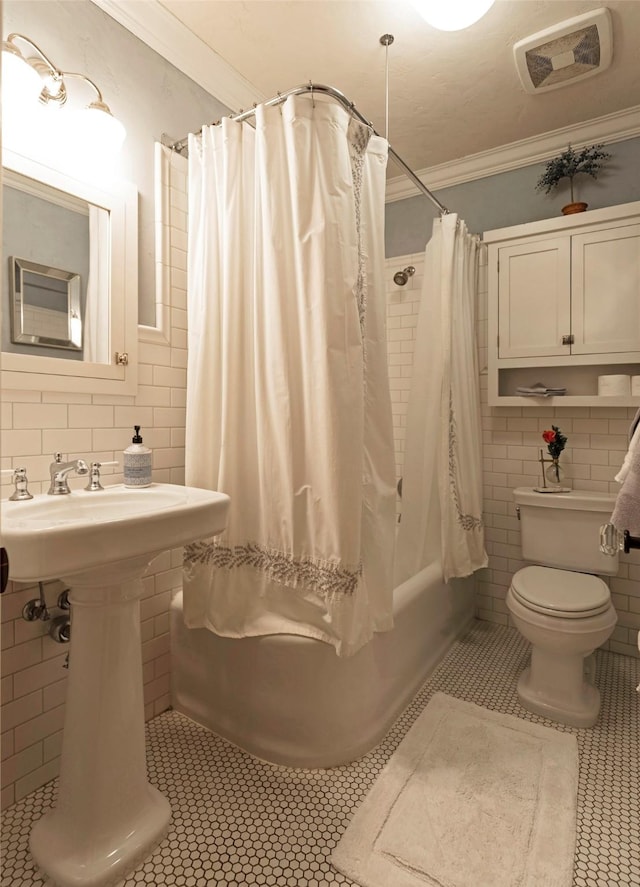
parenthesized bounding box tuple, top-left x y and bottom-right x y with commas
(123, 426, 153, 488)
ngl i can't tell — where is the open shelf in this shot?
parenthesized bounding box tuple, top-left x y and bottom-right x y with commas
(491, 362, 640, 407)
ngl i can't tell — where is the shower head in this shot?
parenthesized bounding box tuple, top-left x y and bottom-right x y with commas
(393, 266, 415, 286)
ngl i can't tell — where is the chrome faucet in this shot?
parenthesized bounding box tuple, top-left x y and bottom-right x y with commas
(48, 453, 90, 495)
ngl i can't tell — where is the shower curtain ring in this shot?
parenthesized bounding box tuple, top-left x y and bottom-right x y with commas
(309, 80, 315, 108)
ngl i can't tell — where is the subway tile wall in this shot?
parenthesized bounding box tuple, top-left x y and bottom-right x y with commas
(385, 246, 640, 660)
(385, 252, 425, 518)
(0, 149, 189, 809)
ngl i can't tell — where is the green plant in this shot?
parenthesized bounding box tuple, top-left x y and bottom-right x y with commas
(536, 144, 611, 204)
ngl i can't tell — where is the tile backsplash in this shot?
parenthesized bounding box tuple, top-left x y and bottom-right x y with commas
(0, 149, 189, 809)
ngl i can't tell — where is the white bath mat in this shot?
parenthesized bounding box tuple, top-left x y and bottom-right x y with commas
(332, 692, 578, 887)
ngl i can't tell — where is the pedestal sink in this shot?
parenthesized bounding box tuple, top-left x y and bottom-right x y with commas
(1, 484, 230, 887)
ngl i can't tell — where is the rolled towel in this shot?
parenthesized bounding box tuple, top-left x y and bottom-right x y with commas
(612, 440, 640, 535)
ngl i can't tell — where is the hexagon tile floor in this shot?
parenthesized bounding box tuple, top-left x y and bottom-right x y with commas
(2, 620, 639, 887)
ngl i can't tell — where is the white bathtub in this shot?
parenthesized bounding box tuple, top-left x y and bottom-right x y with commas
(170, 562, 475, 768)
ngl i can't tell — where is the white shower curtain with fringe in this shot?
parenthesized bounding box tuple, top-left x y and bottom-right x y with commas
(183, 96, 396, 657)
(395, 213, 488, 584)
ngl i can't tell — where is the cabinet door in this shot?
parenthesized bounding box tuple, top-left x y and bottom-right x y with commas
(497, 237, 571, 358)
(571, 224, 640, 355)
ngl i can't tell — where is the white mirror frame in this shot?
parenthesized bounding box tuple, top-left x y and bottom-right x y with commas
(138, 142, 173, 346)
(2, 149, 138, 395)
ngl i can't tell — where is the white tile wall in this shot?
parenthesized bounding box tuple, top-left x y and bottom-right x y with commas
(0, 150, 189, 810)
(385, 252, 425, 518)
(385, 247, 640, 660)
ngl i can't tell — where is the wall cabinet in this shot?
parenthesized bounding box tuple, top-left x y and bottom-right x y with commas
(485, 202, 640, 406)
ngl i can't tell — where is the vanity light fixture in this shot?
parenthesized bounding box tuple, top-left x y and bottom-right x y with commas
(1, 37, 43, 108)
(411, 0, 495, 31)
(1, 33, 126, 155)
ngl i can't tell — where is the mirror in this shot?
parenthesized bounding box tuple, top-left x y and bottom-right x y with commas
(3, 166, 111, 362)
(1, 149, 139, 395)
(10, 257, 82, 351)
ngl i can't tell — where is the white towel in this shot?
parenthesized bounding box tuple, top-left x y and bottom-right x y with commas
(615, 420, 640, 483)
(612, 439, 640, 534)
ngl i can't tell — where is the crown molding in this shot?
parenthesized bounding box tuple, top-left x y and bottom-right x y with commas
(385, 104, 640, 203)
(90, 0, 265, 114)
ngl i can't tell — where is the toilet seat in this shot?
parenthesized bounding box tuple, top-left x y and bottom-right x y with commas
(511, 565, 611, 618)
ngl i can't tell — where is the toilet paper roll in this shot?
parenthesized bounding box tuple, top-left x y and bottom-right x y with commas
(632, 376, 640, 397)
(598, 374, 631, 397)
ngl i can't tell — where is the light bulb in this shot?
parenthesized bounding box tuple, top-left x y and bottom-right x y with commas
(60, 102, 126, 181)
(411, 0, 495, 31)
(2, 45, 43, 120)
(72, 102, 126, 153)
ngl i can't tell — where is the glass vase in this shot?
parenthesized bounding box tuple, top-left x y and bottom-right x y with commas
(545, 458, 565, 487)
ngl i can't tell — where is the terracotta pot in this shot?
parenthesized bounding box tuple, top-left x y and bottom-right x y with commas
(561, 202, 588, 215)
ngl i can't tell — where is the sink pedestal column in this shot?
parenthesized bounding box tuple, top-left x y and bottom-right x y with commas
(30, 557, 170, 887)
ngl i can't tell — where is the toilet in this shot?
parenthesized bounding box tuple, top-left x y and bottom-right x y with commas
(506, 487, 618, 728)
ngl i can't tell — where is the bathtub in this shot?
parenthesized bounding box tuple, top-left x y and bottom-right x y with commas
(170, 562, 475, 768)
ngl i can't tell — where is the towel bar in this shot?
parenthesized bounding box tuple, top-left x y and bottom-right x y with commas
(623, 530, 640, 553)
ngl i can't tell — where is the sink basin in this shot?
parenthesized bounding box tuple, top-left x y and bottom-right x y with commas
(2, 483, 230, 582)
(1, 482, 230, 887)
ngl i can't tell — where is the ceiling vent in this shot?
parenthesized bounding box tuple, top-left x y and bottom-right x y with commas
(514, 7, 612, 94)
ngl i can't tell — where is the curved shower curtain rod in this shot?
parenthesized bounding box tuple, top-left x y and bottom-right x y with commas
(169, 82, 450, 216)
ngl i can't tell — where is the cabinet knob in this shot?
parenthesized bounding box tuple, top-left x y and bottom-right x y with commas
(561, 334, 574, 345)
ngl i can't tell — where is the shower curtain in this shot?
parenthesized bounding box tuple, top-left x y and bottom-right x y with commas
(183, 96, 396, 657)
(396, 213, 488, 584)
(83, 205, 109, 363)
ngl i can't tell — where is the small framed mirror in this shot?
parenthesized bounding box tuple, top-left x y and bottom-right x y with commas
(10, 257, 82, 351)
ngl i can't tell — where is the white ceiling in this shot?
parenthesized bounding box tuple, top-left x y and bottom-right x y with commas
(93, 0, 640, 195)
(150, 0, 640, 173)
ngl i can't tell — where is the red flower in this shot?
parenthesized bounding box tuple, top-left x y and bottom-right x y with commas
(542, 425, 567, 460)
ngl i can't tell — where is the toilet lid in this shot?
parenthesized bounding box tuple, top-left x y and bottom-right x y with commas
(511, 565, 611, 616)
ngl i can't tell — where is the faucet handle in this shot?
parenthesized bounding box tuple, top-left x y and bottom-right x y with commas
(1, 467, 34, 501)
(85, 461, 119, 492)
(11, 468, 33, 501)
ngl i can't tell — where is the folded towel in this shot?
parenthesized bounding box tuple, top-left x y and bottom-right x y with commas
(614, 407, 640, 484)
(515, 383, 567, 397)
(612, 439, 640, 534)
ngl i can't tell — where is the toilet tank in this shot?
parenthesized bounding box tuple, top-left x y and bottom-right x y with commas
(514, 487, 618, 575)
